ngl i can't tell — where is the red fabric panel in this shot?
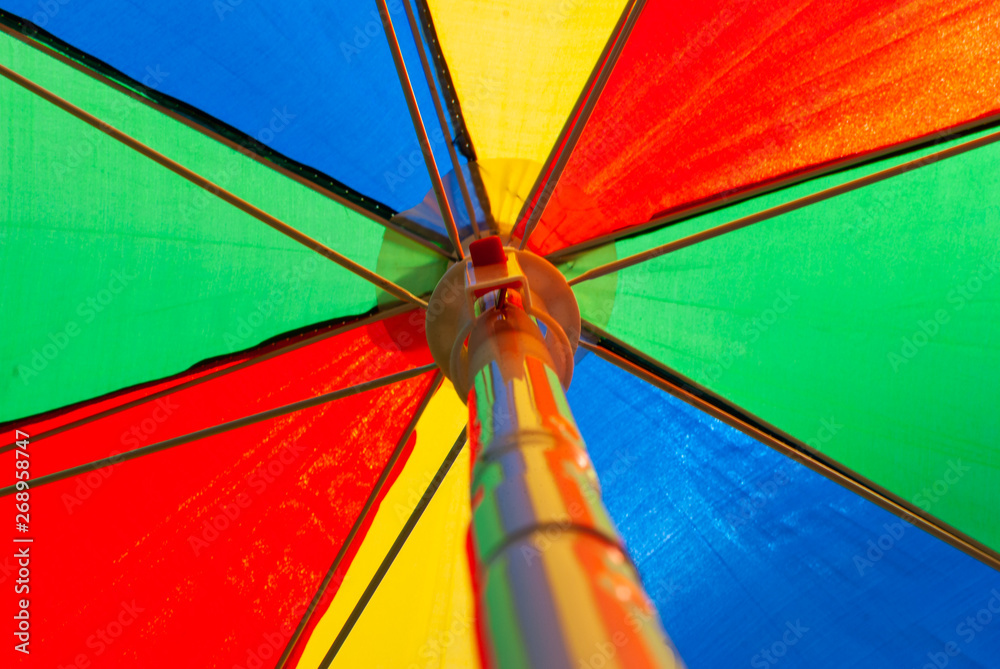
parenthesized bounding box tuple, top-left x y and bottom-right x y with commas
(527, 0, 1000, 255)
(0, 315, 395, 443)
(0, 358, 247, 444)
(4, 312, 430, 479)
(282, 428, 419, 668)
(5, 310, 435, 668)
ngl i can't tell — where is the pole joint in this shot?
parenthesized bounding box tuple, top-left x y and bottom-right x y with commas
(425, 236, 580, 398)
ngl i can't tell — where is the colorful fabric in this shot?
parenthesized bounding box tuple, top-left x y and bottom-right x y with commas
(1, 1, 997, 667)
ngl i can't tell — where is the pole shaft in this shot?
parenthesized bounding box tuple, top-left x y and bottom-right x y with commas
(463, 294, 682, 669)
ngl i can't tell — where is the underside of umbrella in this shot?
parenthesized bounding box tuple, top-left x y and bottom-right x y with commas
(1, 1, 999, 668)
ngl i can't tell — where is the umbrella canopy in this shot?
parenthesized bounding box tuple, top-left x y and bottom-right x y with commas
(1, 1, 998, 667)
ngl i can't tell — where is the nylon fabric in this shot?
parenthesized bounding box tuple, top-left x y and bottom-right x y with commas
(0, 356, 248, 442)
(528, 0, 1000, 255)
(1, 311, 434, 477)
(575, 138, 1000, 555)
(0, 0, 459, 212)
(326, 445, 475, 669)
(569, 353, 1000, 668)
(395, 158, 543, 243)
(426, 0, 627, 168)
(292, 381, 473, 668)
(0, 30, 445, 420)
(2, 313, 438, 668)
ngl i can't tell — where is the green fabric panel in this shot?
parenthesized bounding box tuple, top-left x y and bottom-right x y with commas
(575, 137, 1000, 554)
(0, 32, 445, 420)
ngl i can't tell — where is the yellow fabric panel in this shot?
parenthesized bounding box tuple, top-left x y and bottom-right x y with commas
(428, 0, 628, 165)
(332, 443, 477, 669)
(473, 159, 541, 237)
(294, 382, 477, 668)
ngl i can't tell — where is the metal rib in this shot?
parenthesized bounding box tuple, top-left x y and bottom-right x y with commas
(569, 126, 1000, 285)
(514, 0, 647, 250)
(319, 428, 468, 667)
(0, 364, 438, 497)
(549, 111, 1000, 262)
(0, 20, 454, 260)
(580, 324, 1000, 573)
(401, 0, 481, 238)
(0, 61, 428, 308)
(376, 0, 466, 258)
(0, 305, 418, 450)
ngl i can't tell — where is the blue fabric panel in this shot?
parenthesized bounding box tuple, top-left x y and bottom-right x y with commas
(1, 0, 459, 214)
(569, 353, 1000, 668)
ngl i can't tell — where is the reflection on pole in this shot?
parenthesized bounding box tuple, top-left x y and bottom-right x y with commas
(426, 236, 683, 669)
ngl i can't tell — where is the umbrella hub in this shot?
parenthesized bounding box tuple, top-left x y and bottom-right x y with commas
(425, 236, 581, 398)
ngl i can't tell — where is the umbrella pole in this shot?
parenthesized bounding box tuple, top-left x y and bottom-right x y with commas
(426, 237, 683, 669)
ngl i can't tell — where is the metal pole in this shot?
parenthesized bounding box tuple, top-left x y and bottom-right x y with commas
(451, 242, 683, 669)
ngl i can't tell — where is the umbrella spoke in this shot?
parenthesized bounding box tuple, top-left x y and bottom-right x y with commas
(514, 0, 648, 250)
(568, 123, 1000, 285)
(376, 0, 465, 258)
(580, 320, 1000, 572)
(0, 62, 429, 308)
(549, 113, 1000, 262)
(273, 372, 445, 669)
(318, 428, 468, 667)
(0, 305, 418, 450)
(0, 363, 438, 497)
(401, 0, 482, 239)
(0, 18, 459, 261)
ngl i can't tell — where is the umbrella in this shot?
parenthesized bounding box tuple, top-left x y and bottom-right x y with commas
(2, 0, 999, 667)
